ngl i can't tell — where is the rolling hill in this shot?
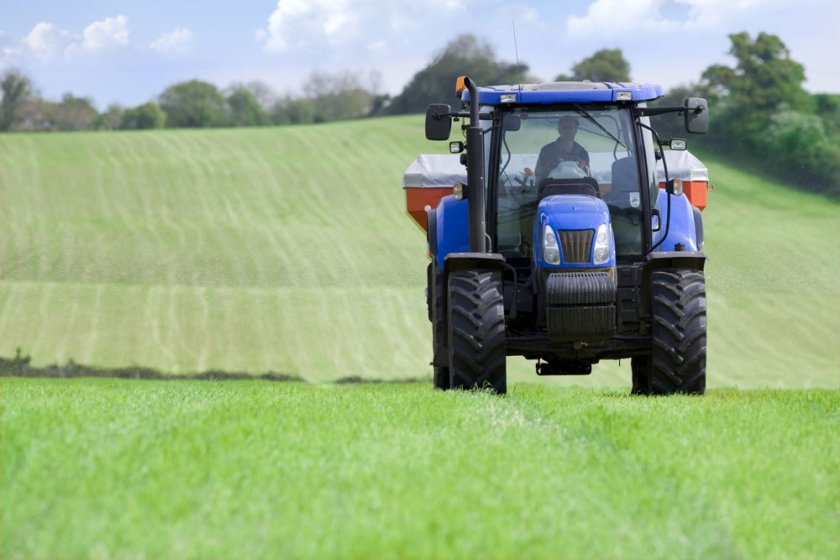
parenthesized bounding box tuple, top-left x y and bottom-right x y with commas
(0, 117, 837, 386)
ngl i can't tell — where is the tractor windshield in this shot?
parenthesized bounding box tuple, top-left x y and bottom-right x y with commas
(495, 106, 645, 258)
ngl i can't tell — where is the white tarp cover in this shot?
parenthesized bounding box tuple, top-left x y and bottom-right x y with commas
(404, 150, 708, 188)
(656, 150, 708, 182)
(403, 154, 466, 188)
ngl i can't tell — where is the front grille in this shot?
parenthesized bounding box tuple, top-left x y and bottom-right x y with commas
(558, 229, 594, 263)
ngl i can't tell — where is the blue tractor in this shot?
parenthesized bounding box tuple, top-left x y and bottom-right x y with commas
(417, 77, 709, 395)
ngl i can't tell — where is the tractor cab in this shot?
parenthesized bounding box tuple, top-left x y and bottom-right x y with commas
(490, 103, 652, 269)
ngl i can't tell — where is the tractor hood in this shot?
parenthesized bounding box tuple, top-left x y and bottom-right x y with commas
(538, 194, 611, 231)
(534, 194, 615, 269)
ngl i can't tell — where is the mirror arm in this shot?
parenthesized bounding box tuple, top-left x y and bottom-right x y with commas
(638, 106, 684, 117)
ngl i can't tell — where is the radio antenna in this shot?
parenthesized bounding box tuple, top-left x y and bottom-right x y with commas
(512, 19, 522, 95)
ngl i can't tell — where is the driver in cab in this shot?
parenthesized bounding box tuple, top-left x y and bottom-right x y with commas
(524, 115, 590, 186)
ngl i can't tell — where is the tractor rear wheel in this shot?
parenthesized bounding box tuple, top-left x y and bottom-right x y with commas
(429, 263, 450, 390)
(433, 367, 450, 390)
(447, 270, 507, 394)
(632, 268, 706, 395)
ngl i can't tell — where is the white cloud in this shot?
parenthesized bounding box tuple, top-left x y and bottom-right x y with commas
(0, 15, 131, 63)
(0, 46, 22, 64)
(150, 28, 195, 55)
(565, 0, 790, 36)
(22, 22, 72, 60)
(261, 0, 360, 51)
(3, 16, 131, 63)
(517, 6, 540, 25)
(368, 39, 388, 52)
(428, 0, 467, 9)
(78, 15, 130, 53)
(258, 0, 472, 52)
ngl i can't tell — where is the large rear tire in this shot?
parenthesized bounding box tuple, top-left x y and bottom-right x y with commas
(433, 366, 449, 390)
(632, 268, 706, 395)
(428, 263, 450, 390)
(447, 270, 507, 394)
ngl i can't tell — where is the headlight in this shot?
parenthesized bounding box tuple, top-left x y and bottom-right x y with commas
(543, 224, 560, 264)
(593, 224, 612, 265)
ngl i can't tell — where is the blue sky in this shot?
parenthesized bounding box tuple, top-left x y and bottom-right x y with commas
(2, 0, 838, 109)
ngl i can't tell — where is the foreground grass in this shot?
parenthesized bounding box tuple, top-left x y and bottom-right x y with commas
(2, 378, 838, 559)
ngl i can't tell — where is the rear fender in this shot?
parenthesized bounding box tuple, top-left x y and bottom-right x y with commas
(641, 251, 707, 310)
(432, 195, 469, 269)
(653, 193, 700, 251)
(439, 252, 508, 351)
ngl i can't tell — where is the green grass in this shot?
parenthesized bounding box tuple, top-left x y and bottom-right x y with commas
(2, 378, 838, 559)
(695, 151, 840, 388)
(3, 122, 839, 559)
(0, 122, 431, 379)
(1, 119, 838, 386)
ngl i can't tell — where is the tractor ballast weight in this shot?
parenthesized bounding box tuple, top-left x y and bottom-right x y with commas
(409, 78, 710, 395)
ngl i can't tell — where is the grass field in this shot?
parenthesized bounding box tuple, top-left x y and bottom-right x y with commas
(1, 118, 838, 386)
(2, 120, 840, 559)
(0, 121, 431, 380)
(3, 378, 838, 559)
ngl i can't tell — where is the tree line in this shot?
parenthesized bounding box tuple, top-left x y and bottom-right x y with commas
(1, 32, 837, 196)
(0, 70, 384, 131)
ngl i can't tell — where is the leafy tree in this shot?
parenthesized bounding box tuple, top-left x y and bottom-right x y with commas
(811, 94, 840, 137)
(304, 71, 375, 121)
(53, 93, 98, 131)
(368, 94, 391, 116)
(387, 34, 532, 115)
(121, 102, 166, 129)
(702, 32, 807, 142)
(239, 80, 276, 109)
(555, 48, 631, 82)
(703, 32, 807, 112)
(96, 104, 125, 130)
(270, 96, 319, 125)
(759, 108, 840, 196)
(226, 87, 270, 127)
(690, 32, 839, 196)
(158, 80, 229, 128)
(14, 99, 54, 131)
(1, 69, 34, 131)
(271, 71, 377, 124)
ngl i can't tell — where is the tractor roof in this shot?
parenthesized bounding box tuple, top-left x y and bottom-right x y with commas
(462, 81, 664, 105)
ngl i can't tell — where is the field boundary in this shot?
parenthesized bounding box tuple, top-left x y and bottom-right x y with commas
(0, 349, 426, 385)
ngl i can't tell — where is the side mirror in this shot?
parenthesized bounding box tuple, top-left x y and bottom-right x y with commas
(503, 115, 521, 132)
(425, 104, 452, 141)
(684, 97, 708, 134)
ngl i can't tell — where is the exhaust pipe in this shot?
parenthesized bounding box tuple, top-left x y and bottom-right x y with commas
(463, 77, 487, 253)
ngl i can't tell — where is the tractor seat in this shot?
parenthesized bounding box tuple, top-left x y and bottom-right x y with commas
(538, 177, 600, 200)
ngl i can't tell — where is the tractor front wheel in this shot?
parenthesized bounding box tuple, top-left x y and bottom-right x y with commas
(447, 270, 507, 394)
(632, 268, 706, 395)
